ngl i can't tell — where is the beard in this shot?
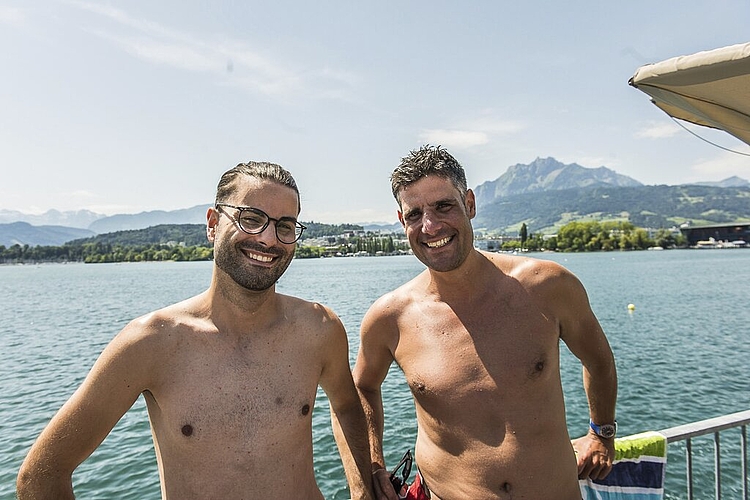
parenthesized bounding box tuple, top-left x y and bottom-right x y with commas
(410, 234, 472, 273)
(214, 241, 294, 292)
(413, 246, 467, 273)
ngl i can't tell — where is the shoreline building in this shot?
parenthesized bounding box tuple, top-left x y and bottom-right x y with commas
(680, 222, 750, 248)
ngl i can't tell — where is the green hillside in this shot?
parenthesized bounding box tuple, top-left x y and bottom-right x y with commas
(473, 184, 750, 234)
(68, 224, 210, 246)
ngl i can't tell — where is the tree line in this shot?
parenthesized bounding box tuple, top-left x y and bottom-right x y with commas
(0, 220, 690, 264)
(0, 234, 408, 264)
(502, 221, 687, 252)
(0, 241, 214, 264)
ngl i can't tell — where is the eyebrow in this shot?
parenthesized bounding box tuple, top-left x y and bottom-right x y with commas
(403, 197, 456, 218)
(403, 207, 421, 219)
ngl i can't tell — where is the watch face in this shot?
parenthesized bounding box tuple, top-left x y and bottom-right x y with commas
(600, 424, 616, 438)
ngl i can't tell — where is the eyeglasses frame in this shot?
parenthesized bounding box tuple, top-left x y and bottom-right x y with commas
(215, 202, 306, 244)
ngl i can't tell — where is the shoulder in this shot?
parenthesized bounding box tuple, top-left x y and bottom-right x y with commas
(483, 253, 590, 315)
(363, 270, 426, 323)
(278, 294, 346, 339)
(508, 256, 599, 330)
(499, 254, 583, 293)
(358, 271, 428, 352)
(112, 295, 210, 356)
(75, 299, 205, 393)
(280, 293, 342, 322)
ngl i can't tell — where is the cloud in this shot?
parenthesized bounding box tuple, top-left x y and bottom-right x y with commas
(418, 113, 525, 150)
(0, 5, 26, 25)
(419, 129, 490, 149)
(62, 189, 99, 200)
(461, 114, 525, 135)
(303, 207, 397, 225)
(635, 121, 682, 139)
(91, 30, 222, 72)
(689, 150, 750, 181)
(0, 6, 24, 25)
(560, 155, 620, 170)
(64, 0, 352, 101)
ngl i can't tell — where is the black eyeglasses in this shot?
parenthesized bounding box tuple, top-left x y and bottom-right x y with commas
(389, 449, 413, 496)
(216, 203, 306, 244)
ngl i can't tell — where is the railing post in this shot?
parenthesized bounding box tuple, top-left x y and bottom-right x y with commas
(687, 437, 693, 500)
(742, 424, 748, 500)
(660, 410, 750, 499)
(714, 431, 721, 499)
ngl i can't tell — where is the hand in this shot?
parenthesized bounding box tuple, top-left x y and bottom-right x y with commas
(572, 433, 615, 480)
(372, 468, 400, 500)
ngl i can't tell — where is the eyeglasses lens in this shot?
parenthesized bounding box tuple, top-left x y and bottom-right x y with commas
(238, 208, 302, 244)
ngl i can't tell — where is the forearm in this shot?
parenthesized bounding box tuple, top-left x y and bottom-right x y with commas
(357, 386, 387, 469)
(17, 459, 75, 500)
(575, 355, 618, 479)
(332, 401, 374, 500)
(583, 353, 618, 424)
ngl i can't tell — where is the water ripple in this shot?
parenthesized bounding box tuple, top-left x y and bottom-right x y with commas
(2, 253, 749, 498)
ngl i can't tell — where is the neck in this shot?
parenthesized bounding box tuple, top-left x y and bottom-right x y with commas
(206, 269, 282, 336)
(425, 249, 489, 298)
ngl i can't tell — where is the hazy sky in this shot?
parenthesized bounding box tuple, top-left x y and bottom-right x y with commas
(2, 1, 750, 224)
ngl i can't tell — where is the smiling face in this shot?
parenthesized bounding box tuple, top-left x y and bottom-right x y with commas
(208, 176, 299, 292)
(397, 175, 476, 273)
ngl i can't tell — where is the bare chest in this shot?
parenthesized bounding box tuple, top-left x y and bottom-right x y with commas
(146, 335, 323, 451)
(396, 292, 561, 402)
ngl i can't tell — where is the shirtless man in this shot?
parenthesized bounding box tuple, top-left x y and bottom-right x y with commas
(355, 146, 617, 499)
(17, 162, 373, 499)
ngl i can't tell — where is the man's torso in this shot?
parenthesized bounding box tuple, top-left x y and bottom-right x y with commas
(140, 295, 329, 499)
(391, 255, 581, 499)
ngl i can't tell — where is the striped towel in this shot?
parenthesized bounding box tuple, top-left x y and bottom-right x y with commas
(579, 431, 667, 500)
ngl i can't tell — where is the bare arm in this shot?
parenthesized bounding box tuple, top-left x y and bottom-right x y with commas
(547, 262, 618, 479)
(352, 301, 401, 500)
(321, 311, 374, 500)
(16, 320, 157, 499)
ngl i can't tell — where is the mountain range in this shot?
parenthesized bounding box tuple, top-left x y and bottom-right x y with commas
(473, 157, 643, 205)
(472, 157, 750, 234)
(2, 157, 749, 246)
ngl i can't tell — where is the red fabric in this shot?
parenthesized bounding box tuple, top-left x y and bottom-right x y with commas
(404, 472, 430, 500)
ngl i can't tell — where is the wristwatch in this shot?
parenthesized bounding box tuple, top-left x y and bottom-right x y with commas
(590, 419, 617, 439)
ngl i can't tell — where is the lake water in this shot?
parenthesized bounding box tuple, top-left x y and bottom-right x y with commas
(1, 250, 749, 499)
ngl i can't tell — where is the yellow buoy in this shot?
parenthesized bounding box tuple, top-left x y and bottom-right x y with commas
(627, 303, 635, 311)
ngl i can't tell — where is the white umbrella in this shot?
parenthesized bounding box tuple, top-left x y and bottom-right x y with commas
(629, 42, 750, 146)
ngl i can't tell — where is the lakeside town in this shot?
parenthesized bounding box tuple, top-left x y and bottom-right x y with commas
(1, 219, 748, 265)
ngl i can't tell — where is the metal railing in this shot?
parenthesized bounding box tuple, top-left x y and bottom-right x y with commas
(658, 409, 750, 499)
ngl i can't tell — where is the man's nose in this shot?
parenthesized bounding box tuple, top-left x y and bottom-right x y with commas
(421, 211, 441, 234)
(255, 222, 279, 245)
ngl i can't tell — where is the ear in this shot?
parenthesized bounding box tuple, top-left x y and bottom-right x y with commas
(206, 207, 219, 243)
(397, 210, 406, 228)
(465, 189, 476, 219)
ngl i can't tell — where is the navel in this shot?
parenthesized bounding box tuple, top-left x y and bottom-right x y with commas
(181, 424, 194, 437)
(300, 404, 310, 416)
(499, 481, 513, 497)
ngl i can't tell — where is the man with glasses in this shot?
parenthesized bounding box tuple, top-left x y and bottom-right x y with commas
(349, 146, 617, 499)
(17, 161, 374, 500)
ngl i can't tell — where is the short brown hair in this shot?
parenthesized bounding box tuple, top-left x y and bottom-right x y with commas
(215, 161, 300, 212)
(390, 145, 468, 205)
